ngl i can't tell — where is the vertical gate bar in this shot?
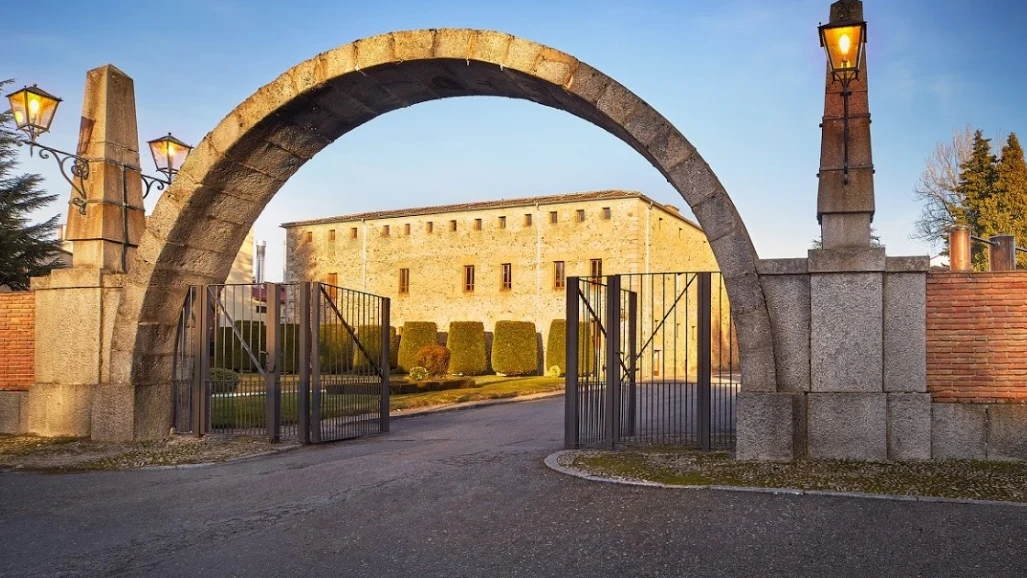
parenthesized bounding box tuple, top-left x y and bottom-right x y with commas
(565, 276, 580, 449)
(265, 283, 281, 443)
(381, 296, 391, 433)
(298, 282, 311, 444)
(698, 272, 712, 452)
(627, 289, 638, 437)
(605, 275, 622, 448)
(310, 283, 323, 443)
(192, 286, 209, 437)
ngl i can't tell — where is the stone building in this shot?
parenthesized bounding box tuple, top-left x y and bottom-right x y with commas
(282, 190, 729, 376)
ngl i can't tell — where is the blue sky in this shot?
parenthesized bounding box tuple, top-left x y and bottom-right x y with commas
(4, 0, 1026, 279)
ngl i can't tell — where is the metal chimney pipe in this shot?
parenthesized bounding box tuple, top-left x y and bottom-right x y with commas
(948, 225, 971, 272)
(989, 235, 1016, 271)
(255, 241, 267, 283)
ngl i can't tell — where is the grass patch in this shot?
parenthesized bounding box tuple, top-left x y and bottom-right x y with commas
(570, 448, 1027, 503)
(391, 376, 563, 412)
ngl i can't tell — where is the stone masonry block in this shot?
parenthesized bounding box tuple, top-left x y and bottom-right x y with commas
(808, 392, 887, 461)
(810, 272, 883, 392)
(761, 273, 811, 392)
(808, 247, 886, 273)
(735, 392, 795, 461)
(393, 30, 435, 62)
(987, 405, 1027, 461)
(692, 193, 739, 244)
(931, 403, 987, 460)
(433, 29, 475, 60)
(504, 37, 544, 75)
(566, 62, 609, 104)
(887, 393, 932, 460)
(594, 80, 638, 126)
(666, 157, 725, 209)
(739, 346, 777, 393)
(317, 42, 357, 80)
(883, 273, 926, 393)
(0, 391, 29, 435)
(354, 33, 395, 71)
(709, 228, 758, 281)
(27, 382, 94, 437)
(471, 31, 513, 65)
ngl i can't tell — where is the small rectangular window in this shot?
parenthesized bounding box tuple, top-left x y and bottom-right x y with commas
(329, 229, 336, 241)
(549, 211, 558, 224)
(602, 207, 611, 220)
(464, 265, 475, 292)
(498, 216, 506, 229)
(382, 225, 390, 237)
(450, 220, 458, 232)
(305, 231, 313, 243)
(350, 227, 358, 239)
(327, 273, 338, 300)
(501, 263, 512, 291)
(554, 261, 565, 290)
(576, 209, 585, 222)
(427, 221, 434, 233)
(590, 258, 603, 279)
(404, 223, 411, 236)
(399, 268, 410, 294)
(474, 218, 482, 231)
(524, 214, 533, 227)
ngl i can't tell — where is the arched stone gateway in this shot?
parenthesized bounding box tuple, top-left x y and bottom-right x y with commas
(105, 29, 777, 440)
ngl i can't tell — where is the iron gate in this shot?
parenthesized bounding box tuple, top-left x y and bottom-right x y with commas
(564, 272, 739, 450)
(172, 282, 390, 443)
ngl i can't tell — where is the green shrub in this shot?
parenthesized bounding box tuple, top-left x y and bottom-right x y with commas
(319, 324, 354, 374)
(416, 344, 450, 377)
(408, 366, 429, 381)
(547, 365, 561, 378)
(209, 321, 301, 374)
(352, 325, 398, 371)
(209, 367, 240, 394)
(390, 377, 476, 394)
(545, 319, 595, 376)
(492, 321, 539, 376)
(447, 321, 487, 375)
(397, 322, 438, 373)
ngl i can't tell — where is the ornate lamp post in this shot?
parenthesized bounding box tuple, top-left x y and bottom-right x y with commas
(5, 84, 191, 214)
(818, 16, 867, 184)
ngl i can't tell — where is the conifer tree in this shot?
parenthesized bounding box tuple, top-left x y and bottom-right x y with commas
(955, 130, 998, 269)
(987, 133, 1027, 268)
(0, 79, 64, 290)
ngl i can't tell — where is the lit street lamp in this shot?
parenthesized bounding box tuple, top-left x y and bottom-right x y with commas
(5, 84, 191, 214)
(818, 16, 867, 183)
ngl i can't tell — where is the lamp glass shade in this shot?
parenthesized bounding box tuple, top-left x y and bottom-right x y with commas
(819, 21, 866, 82)
(5, 85, 61, 139)
(147, 133, 192, 175)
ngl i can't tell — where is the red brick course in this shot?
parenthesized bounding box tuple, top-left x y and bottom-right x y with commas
(927, 272, 1027, 403)
(0, 292, 35, 390)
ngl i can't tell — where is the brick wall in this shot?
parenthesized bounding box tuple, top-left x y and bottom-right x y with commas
(0, 292, 35, 390)
(927, 272, 1027, 403)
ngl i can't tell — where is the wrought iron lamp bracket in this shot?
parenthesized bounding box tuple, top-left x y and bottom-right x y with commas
(19, 139, 91, 214)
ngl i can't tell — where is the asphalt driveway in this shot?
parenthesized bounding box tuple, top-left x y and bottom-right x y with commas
(1, 397, 1025, 577)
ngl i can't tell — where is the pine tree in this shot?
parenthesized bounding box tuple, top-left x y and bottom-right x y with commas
(955, 130, 998, 270)
(987, 133, 1027, 268)
(0, 79, 64, 290)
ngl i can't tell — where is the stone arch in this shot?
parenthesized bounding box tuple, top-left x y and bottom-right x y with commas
(107, 29, 776, 439)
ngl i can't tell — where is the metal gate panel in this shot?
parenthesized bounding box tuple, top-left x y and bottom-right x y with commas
(565, 272, 739, 450)
(172, 281, 390, 444)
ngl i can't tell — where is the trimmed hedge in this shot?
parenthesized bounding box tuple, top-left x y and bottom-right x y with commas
(545, 319, 595, 376)
(319, 324, 354, 374)
(416, 344, 450, 377)
(209, 367, 240, 394)
(352, 325, 398, 371)
(397, 322, 438, 373)
(492, 321, 538, 376)
(211, 321, 301, 374)
(390, 377, 477, 394)
(447, 322, 487, 376)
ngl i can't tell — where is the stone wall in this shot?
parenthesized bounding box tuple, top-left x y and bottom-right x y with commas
(284, 192, 723, 375)
(0, 292, 35, 390)
(927, 272, 1027, 403)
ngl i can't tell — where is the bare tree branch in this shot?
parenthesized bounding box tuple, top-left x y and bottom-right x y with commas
(912, 126, 975, 248)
